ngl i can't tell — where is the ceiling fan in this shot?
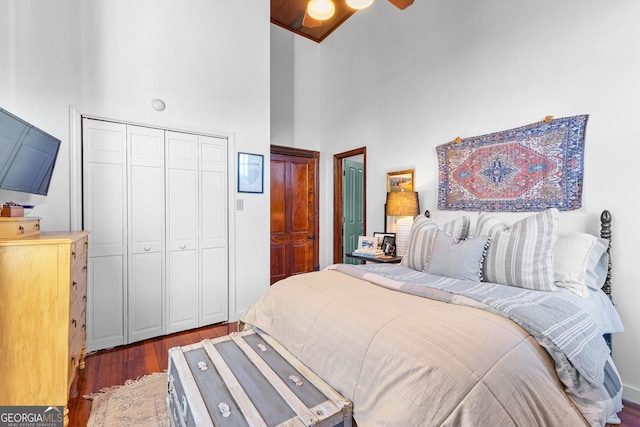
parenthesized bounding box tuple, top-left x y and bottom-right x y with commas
(303, 0, 413, 28)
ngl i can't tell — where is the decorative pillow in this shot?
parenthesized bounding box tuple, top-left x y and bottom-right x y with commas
(423, 230, 489, 281)
(553, 232, 610, 296)
(400, 215, 470, 271)
(476, 208, 559, 291)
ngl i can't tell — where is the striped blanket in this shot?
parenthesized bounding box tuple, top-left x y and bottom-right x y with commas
(329, 263, 613, 390)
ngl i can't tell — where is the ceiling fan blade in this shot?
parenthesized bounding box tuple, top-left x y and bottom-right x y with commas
(388, 0, 414, 10)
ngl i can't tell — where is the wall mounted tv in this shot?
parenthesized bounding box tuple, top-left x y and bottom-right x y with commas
(0, 107, 61, 196)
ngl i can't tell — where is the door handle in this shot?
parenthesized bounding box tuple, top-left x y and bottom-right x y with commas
(308, 234, 315, 240)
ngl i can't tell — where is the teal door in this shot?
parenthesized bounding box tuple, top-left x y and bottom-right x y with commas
(342, 159, 365, 264)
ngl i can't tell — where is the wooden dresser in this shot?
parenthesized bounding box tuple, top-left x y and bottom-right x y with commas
(0, 229, 89, 426)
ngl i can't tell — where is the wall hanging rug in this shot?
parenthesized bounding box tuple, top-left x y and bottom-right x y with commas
(437, 115, 587, 212)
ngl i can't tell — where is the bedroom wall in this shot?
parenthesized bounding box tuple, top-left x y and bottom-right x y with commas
(271, 0, 640, 403)
(0, 0, 271, 321)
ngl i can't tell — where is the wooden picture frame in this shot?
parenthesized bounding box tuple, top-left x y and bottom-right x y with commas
(238, 152, 264, 193)
(387, 169, 414, 192)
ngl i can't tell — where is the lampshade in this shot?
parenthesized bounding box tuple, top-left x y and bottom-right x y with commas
(386, 191, 419, 217)
(346, 0, 374, 9)
(307, 0, 335, 20)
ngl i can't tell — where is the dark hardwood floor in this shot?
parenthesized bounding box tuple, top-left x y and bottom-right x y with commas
(68, 322, 640, 426)
(68, 322, 238, 427)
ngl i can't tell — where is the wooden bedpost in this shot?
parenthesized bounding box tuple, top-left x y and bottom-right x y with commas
(600, 210, 612, 300)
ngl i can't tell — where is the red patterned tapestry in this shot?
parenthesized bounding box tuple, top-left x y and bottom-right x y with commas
(437, 115, 587, 212)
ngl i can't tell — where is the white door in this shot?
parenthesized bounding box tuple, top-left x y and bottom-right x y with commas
(83, 119, 127, 351)
(200, 135, 228, 325)
(128, 125, 165, 342)
(166, 131, 199, 333)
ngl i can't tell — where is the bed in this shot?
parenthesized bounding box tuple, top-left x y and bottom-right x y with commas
(241, 209, 623, 426)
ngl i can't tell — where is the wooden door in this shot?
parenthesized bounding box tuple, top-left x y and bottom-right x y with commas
(270, 146, 319, 285)
(342, 159, 364, 264)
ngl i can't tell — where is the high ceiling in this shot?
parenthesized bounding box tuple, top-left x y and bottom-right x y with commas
(271, 0, 413, 43)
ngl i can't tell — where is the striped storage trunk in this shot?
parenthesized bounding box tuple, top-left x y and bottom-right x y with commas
(167, 330, 353, 427)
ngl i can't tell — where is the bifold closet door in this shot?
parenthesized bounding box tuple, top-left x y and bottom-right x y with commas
(83, 119, 127, 352)
(166, 131, 199, 334)
(127, 125, 165, 343)
(199, 135, 228, 326)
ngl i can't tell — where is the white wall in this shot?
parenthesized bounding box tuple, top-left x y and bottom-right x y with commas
(272, 0, 640, 402)
(0, 0, 271, 320)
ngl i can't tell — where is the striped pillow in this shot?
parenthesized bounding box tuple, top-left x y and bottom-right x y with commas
(401, 215, 470, 271)
(476, 208, 559, 291)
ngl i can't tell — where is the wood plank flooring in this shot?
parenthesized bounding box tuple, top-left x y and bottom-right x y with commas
(68, 322, 640, 426)
(67, 322, 237, 427)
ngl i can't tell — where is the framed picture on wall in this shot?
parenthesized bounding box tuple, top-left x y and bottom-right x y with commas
(387, 169, 414, 192)
(238, 152, 264, 193)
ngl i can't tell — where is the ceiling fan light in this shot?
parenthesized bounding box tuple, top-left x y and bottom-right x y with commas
(346, 0, 374, 10)
(307, 0, 335, 21)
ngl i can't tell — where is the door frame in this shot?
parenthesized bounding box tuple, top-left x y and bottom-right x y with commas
(270, 145, 320, 272)
(333, 147, 366, 264)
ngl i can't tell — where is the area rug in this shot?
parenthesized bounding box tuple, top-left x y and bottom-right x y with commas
(436, 115, 588, 212)
(84, 372, 167, 427)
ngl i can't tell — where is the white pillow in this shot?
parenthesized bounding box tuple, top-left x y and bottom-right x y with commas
(476, 209, 559, 291)
(553, 232, 610, 297)
(401, 215, 470, 271)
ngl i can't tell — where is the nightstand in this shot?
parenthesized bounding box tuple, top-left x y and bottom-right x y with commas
(346, 252, 402, 264)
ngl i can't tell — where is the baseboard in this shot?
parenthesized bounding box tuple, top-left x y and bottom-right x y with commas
(624, 383, 640, 404)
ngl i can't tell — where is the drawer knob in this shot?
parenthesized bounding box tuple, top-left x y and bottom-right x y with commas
(18, 225, 24, 234)
(179, 244, 187, 250)
(144, 246, 151, 251)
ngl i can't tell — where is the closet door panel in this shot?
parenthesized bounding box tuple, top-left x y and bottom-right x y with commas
(200, 136, 228, 325)
(129, 251, 163, 340)
(167, 249, 198, 333)
(166, 168, 198, 251)
(201, 246, 227, 324)
(83, 163, 126, 257)
(87, 253, 125, 351)
(166, 131, 198, 333)
(128, 125, 165, 342)
(83, 119, 126, 351)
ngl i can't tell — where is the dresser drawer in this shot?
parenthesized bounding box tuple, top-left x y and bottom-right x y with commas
(68, 310, 86, 387)
(0, 217, 40, 238)
(71, 263, 87, 302)
(71, 234, 88, 265)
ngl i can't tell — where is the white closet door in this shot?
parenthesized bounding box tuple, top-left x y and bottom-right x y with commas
(200, 135, 228, 325)
(83, 119, 126, 351)
(128, 125, 165, 342)
(166, 131, 198, 333)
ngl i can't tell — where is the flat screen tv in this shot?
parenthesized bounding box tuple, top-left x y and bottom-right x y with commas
(0, 107, 61, 196)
